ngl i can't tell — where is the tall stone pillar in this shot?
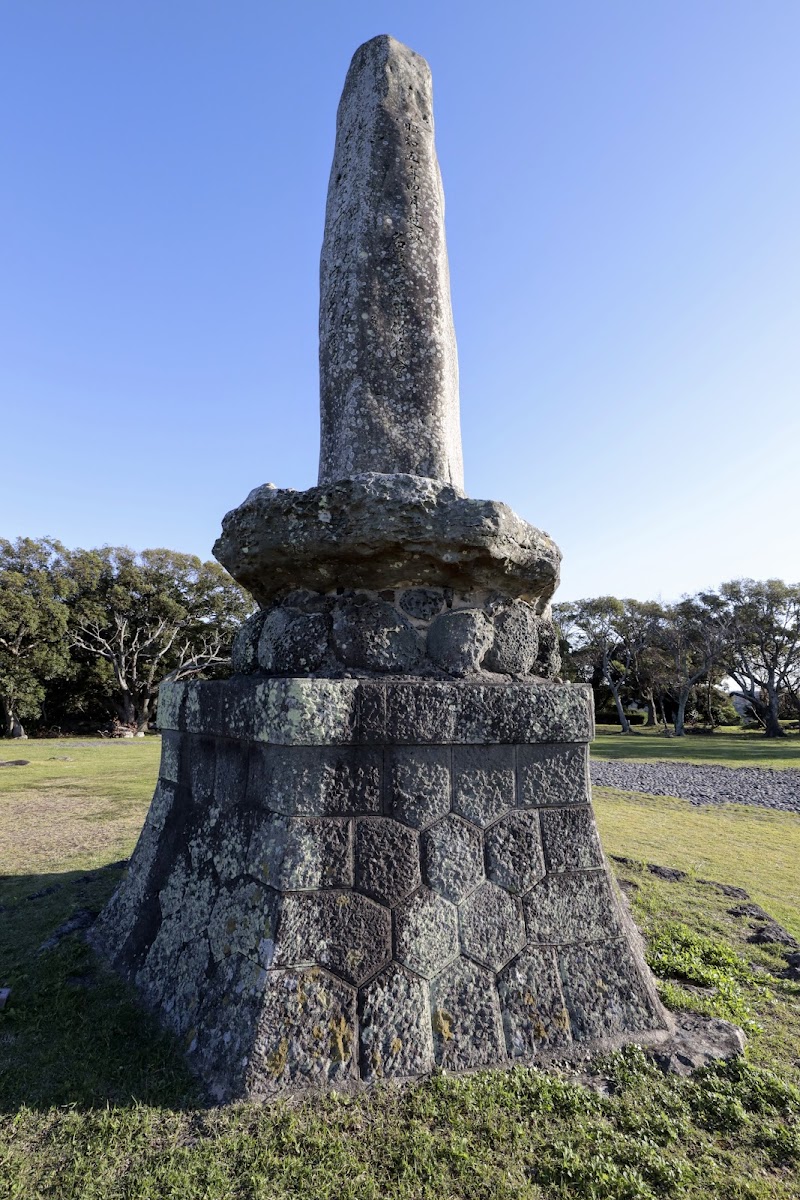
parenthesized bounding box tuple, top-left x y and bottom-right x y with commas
(91, 35, 678, 1101)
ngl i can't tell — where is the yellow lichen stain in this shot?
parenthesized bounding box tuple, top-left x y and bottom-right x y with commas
(330, 1014, 351, 1063)
(533, 1020, 547, 1041)
(390, 1036, 403, 1056)
(433, 1009, 453, 1042)
(371, 1049, 383, 1077)
(595, 977, 607, 993)
(556, 1007, 571, 1030)
(346, 950, 363, 971)
(524, 991, 537, 1007)
(337, 894, 350, 908)
(312, 1024, 323, 1040)
(267, 1037, 289, 1078)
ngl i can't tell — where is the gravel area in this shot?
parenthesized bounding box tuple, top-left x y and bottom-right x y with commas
(591, 759, 800, 814)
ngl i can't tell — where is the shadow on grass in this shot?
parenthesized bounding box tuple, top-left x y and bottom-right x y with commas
(0, 863, 200, 1113)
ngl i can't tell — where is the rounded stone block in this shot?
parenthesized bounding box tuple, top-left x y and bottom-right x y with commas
(452, 745, 514, 827)
(231, 610, 268, 674)
(387, 746, 451, 829)
(458, 881, 526, 971)
(427, 609, 493, 677)
(422, 814, 484, 904)
(249, 967, 358, 1094)
(484, 601, 539, 675)
(247, 814, 353, 891)
(258, 608, 329, 674)
(355, 817, 421, 907)
(430, 958, 505, 1070)
(274, 891, 391, 986)
(359, 963, 434, 1081)
(332, 596, 422, 673)
(485, 810, 546, 895)
(207, 880, 279, 968)
(496, 947, 572, 1059)
(524, 870, 622, 944)
(394, 887, 459, 980)
(534, 617, 562, 679)
(398, 588, 446, 622)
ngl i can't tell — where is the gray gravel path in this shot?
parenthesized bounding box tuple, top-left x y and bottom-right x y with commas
(591, 759, 800, 814)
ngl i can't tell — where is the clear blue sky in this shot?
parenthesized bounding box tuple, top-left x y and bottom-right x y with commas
(2, 1, 798, 601)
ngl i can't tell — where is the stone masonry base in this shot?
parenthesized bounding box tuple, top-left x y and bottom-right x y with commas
(90, 677, 671, 1101)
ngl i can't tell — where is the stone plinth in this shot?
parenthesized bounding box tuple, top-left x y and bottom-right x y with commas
(91, 677, 671, 1100)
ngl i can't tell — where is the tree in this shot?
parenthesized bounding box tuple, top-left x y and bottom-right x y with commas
(713, 579, 800, 739)
(658, 598, 723, 736)
(554, 597, 635, 732)
(0, 538, 72, 737)
(65, 547, 253, 730)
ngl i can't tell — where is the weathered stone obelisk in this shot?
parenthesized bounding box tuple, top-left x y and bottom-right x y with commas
(91, 35, 676, 1100)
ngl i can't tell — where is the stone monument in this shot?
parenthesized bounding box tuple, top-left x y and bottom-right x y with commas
(91, 34, 677, 1100)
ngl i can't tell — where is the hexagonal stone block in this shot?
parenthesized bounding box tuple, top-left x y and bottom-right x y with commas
(452, 745, 514, 827)
(518, 744, 589, 807)
(359, 963, 434, 1081)
(496, 946, 572, 1059)
(485, 810, 545, 895)
(248, 745, 382, 816)
(524, 870, 622, 944)
(136, 929, 210, 1039)
(249, 967, 358, 1094)
(247, 813, 352, 890)
(540, 806, 604, 873)
(459, 881, 526, 971)
(394, 887, 459, 980)
(429, 958, 505, 1070)
(207, 880, 280, 968)
(422, 814, 484, 903)
(274, 891, 391, 986)
(559, 940, 665, 1043)
(189, 951, 269, 1103)
(387, 746, 451, 829)
(355, 818, 421, 907)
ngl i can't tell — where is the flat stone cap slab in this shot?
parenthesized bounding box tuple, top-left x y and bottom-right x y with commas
(158, 677, 594, 745)
(213, 473, 561, 607)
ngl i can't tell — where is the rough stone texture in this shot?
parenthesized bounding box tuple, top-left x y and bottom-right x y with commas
(274, 891, 391, 986)
(452, 745, 514, 826)
(331, 595, 422, 672)
(518, 744, 589, 806)
(422, 814, 484, 904)
(540, 807, 605, 873)
(534, 617, 561, 678)
(249, 968, 358, 1094)
(359, 963, 434, 1080)
(427, 609, 493, 676)
(484, 601, 539, 675)
(398, 587, 445, 621)
(485, 810, 546, 895)
(386, 746, 451, 828)
(393, 887, 459, 979)
(249, 745, 382, 816)
(524, 870, 622, 944)
(430, 958, 505, 1070)
(231, 610, 267, 674)
(213, 475, 561, 607)
(318, 36, 462, 489)
(652, 1011, 746, 1076)
(247, 814, 352, 890)
(559, 940, 666, 1045)
(459, 881, 526, 971)
(497, 947, 572, 1059)
(355, 817, 421, 907)
(258, 608, 329, 674)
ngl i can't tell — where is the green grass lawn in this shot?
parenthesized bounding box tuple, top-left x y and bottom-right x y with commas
(1, 736, 799, 1199)
(592, 724, 800, 769)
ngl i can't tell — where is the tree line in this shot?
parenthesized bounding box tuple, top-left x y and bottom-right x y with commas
(554, 580, 800, 737)
(0, 538, 252, 737)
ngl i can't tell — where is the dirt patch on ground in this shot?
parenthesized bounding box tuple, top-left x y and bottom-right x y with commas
(0, 789, 147, 876)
